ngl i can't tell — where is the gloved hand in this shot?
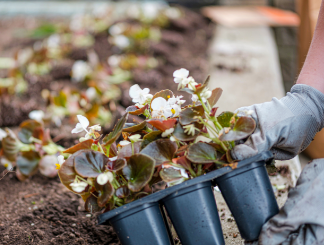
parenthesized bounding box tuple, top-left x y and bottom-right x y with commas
(249, 159, 324, 245)
(231, 84, 324, 161)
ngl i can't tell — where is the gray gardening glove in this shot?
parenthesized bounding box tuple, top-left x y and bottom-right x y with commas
(247, 159, 324, 245)
(231, 84, 324, 161)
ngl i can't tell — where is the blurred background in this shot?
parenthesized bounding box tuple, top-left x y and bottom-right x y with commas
(0, 0, 322, 244)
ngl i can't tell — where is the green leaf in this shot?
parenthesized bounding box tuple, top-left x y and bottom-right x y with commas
(219, 117, 256, 141)
(173, 122, 202, 141)
(141, 131, 162, 149)
(94, 181, 115, 207)
(102, 113, 128, 146)
(74, 150, 108, 178)
(118, 142, 141, 159)
(122, 154, 155, 192)
(126, 104, 149, 116)
(18, 120, 43, 144)
(63, 139, 94, 154)
(217, 112, 237, 127)
(186, 142, 219, 164)
(116, 186, 130, 198)
(150, 90, 173, 107)
(30, 23, 57, 38)
(53, 91, 67, 107)
(147, 119, 177, 132)
(107, 158, 127, 171)
(122, 121, 146, 133)
(159, 168, 187, 186)
(208, 88, 222, 107)
(179, 105, 204, 125)
(85, 195, 102, 213)
(16, 151, 40, 177)
(140, 139, 178, 166)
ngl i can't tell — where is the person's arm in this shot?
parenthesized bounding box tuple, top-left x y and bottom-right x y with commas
(297, 0, 324, 93)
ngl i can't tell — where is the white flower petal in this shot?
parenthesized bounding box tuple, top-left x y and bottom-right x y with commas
(57, 155, 65, 165)
(70, 181, 88, 193)
(29, 110, 44, 122)
(129, 84, 141, 99)
(97, 172, 114, 185)
(77, 115, 89, 129)
(173, 68, 189, 79)
(120, 140, 131, 146)
(151, 97, 167, 111)
(161, 128, 174, 137)
(129, 134, 141, 142)
(109, 156, 118, 161)
(0, 129, 7, 140)
(71, 123, 85, 134)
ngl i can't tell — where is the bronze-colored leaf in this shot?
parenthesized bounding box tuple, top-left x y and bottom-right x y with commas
(2, 129, 19, 161)
(172, 156, 192, 171)
(141, 131, 162, 149)
(63, 139, 94, 154)
(140, 139, 178, 166)
(115, 186, 130, 198)
(16, 151, 40, 177)
(126, 104, 149, 115)
(186, 142, 219, 164)
(159, 167, 187, 186)
(150, 90, 173, 107)
(94, 181, 115, 207)
(122, 121, 146, 133)
(122, 154, 155, 192)
(219, 117, 256, 141)
(102, 113, 128, 146)
(85, 195, 102, 213)
(208, 88, 222, 107)
(107, 158, 127, 171)
(179, 105, 204, 125)
(118, 142, 141, 159)
(74, 150, 108, 178)
(18, 120, 43, 144)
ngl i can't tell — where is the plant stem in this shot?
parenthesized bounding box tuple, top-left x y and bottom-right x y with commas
(198, 94, 210, 115)
(98, 143, 105, 154)
(131, 142, 134, 155)
(197, 164, 203, 176)
(105, 144, 111, 157)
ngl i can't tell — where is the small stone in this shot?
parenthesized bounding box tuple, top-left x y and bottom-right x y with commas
(31, 223, 35, 226)
(69, 233, 76, 238)
(33, 206, 38, 210)
(86, 214, 91, 217)
(71, 223, 76, 227)
(233, 233, 238, 238)
(4, 235, 9, 240)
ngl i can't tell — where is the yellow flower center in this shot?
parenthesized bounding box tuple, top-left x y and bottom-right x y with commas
(55, 164, 61, 170)
(171, 108, 176, 114)
(167, 95, 170, 99)
(4, 163, 8, 168)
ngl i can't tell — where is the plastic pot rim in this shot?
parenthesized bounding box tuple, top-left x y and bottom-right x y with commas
(98, 151, 273, 225)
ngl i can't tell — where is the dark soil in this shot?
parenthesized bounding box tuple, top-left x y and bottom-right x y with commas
(0, 165, 120, 245)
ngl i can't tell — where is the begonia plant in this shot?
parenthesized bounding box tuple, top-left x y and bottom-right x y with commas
(57, 68, 256, 213)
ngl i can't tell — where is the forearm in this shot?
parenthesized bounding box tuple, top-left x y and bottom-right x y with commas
(297, 0, 324, 94)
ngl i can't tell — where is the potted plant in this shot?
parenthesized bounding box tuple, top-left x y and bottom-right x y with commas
(56, 68, 278, 244)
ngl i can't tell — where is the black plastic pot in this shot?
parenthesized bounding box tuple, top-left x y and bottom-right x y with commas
(214, 161, 279, 241)
(162, 181, 225, 245)
(108, 202, 173, 245)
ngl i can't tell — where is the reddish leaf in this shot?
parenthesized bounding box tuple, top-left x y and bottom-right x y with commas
(118, 142, 141, 159)
(85, 195, 102, 213)
(63, 139, 94, 154)
(208, 88, 222, 107)
(126, 104, 149, 115)
(107, 158, 127, 171)
(172, 156, 192, 171)
(179, 106, 204, 125)
(94, 181, 115, 207)
(147, 119, 177, 132)
(122, 121, 146, 133)
(116, 186, 130, 198)
(74, 150, 108, 178)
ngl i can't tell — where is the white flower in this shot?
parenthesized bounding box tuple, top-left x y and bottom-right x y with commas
(191, 94, 198, 102)
(89, 124, 101, 132)
(70, 179, 88, 193)
(109, 23, 127, 36)
(170, 136, 176, 142)
(187, 77, 198, 91)
(120, 140, 131, 146)
(29, 110, 44, 122)
(47, 34, 60, 48)
(97, 171, 114, 185)
(1, 157, 12, 170)
(107, 55, 121, 67)
(71, 60, 92, 82)
(113, 35, 130, 49)
(171, 104, 181, 117)
(72, 115, 89, 134)
(173, 68, 189, 89)
(129, 84, 152, 105)
(162, 128, 174, 137)
(183, 124, 197, 136)
(85, 87, 97, 101)
(151, 97, 173, 119)
(129, 134, 141, 143)
(168, 95, 185, 106)
(57, 155, 65, 165)
(201, 88, 212, 100)
(0, 129, 7, 140)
